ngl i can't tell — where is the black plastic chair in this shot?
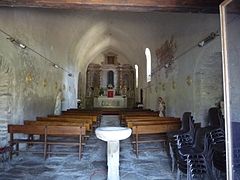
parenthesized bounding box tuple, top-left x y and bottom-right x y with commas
(176, 127, 214, 180)
(208, 128, 226, 178)
(167, 112, 194, 171)
(208, 107, 224, 129)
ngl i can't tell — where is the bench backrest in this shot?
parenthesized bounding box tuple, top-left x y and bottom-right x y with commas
(24, 120, 91, 131)
(46, 126, 86, 136)
(132, 122, 181, 134)
(8, 124, 86, 136)
(53, 114, 97, 122)
(8, 124, 46, 135)
(128, 119, 181, 128)
(37, 117, 93, 124)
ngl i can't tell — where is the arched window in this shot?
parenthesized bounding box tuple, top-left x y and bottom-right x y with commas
(145, 48, 151, 82)
(135, 64, 139, 88)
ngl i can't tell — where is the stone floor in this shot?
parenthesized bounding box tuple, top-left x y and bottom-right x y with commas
(0, 115, 176, 180)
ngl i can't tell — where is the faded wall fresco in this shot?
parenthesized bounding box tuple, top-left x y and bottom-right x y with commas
(0, 56, 13, 146)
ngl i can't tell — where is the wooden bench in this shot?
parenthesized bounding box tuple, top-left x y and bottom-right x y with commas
(127, 118, 180, 128)
(30, 119, 91, 131)
(48, 115, 98, 123)
(36, 117, 94, 131)
(130, 120, 181, 157)
(8, 125, 46, 159)
(121, 112, 159, 125)
(8, 124, 86, 160)
(126, 116, 179, 122)
(24, 120, 91, 141)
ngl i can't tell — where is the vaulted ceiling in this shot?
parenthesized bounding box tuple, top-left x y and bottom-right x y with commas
(0, 0, 224, 13)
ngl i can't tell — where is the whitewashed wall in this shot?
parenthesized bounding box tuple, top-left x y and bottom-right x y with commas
(0, 7, 224, 145)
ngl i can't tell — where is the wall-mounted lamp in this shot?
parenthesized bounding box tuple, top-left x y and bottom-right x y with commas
(198, 32, 219, 47)
(53, 64, 59, 69)
(0, 28, 74, 78)
(7, 37, 26, 49)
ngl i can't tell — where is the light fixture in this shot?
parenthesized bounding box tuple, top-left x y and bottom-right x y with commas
(19, 43, 26, 49)
(198, 32, 219, 47)
(7, 37, 26, 49)
(53, 64, 59, 69)
(0, 28, 74, 77)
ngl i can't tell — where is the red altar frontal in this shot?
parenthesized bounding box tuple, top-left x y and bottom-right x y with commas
(107, 90, 114, 98)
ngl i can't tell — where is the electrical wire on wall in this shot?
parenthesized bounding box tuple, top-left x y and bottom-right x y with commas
(150, 15, 240, 78)
(0, 28, 73, 77)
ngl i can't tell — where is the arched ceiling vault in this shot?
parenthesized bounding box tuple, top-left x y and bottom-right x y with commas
(72, 22, 145, 75)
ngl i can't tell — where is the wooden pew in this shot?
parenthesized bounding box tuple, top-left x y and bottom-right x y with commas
(46, 126, 86, 160)
(37, 117, 93, 128)
(127, 118, 180, 128)
(8, 125, 46, 159)
(47, 115, 97, 123)
(130, 120, 181, 157)
(24, 120, 91, 132)
(121, 111, 159, 125)
(126, 116, 179, 122)
(8, 124, 86, 160)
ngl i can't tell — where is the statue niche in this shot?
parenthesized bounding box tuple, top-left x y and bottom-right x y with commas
(107, 70, 114, 88)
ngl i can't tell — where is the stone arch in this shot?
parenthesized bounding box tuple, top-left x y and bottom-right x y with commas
(193, 51, 223, 126)
(0, 55, 14, 147)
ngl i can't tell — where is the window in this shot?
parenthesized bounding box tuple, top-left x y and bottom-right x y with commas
(145, 48, 151, 82)
(135, 64, 139, 88)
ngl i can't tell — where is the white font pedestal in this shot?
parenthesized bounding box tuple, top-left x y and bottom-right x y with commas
(95, 127, 132, 180)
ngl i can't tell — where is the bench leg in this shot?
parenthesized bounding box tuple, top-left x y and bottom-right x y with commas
(79, 135, 82, 160)
(27, 135, 34, 149)
(136, 133, 139, 158)
(16, 143, 19, 156)
(44, 133, 47, 160)
(48, 145, 51, 158)
(9, 143, 14, 160)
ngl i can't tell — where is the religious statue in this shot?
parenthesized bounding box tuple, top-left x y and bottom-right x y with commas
(87, 87, 94, 97)
(220, 100, 224, 116)
(158, 97, 166, 117)
(54, 89, 64, 115)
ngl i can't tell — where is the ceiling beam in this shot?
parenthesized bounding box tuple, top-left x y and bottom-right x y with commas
(0, 0, 224, 13)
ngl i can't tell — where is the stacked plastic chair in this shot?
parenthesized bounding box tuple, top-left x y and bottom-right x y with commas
(208, 128, 226, 178)
(167, 112, 194, 172)
(176, 127, 214, 180)
(208, 107, 224, 129)
(208, 107, 226, 178)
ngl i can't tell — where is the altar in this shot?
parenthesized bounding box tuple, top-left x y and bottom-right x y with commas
(85, 54, 135, 109)
(94, 96, 127, 108)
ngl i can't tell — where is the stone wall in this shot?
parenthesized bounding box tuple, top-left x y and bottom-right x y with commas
(0, 8, 224, 134)
(0, 56, 13, 146)
(145, 17, 223, 125)
(0, 8, 77, 146)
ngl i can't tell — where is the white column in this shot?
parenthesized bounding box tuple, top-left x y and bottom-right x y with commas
(107, 141, 120, 180)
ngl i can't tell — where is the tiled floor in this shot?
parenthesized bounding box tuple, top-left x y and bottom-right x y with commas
(0, 115, 176, 180)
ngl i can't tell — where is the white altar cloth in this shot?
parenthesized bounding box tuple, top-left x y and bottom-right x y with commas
(94, 96, 127, 108)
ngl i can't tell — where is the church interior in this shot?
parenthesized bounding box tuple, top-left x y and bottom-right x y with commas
(0, 0, 239, 179)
